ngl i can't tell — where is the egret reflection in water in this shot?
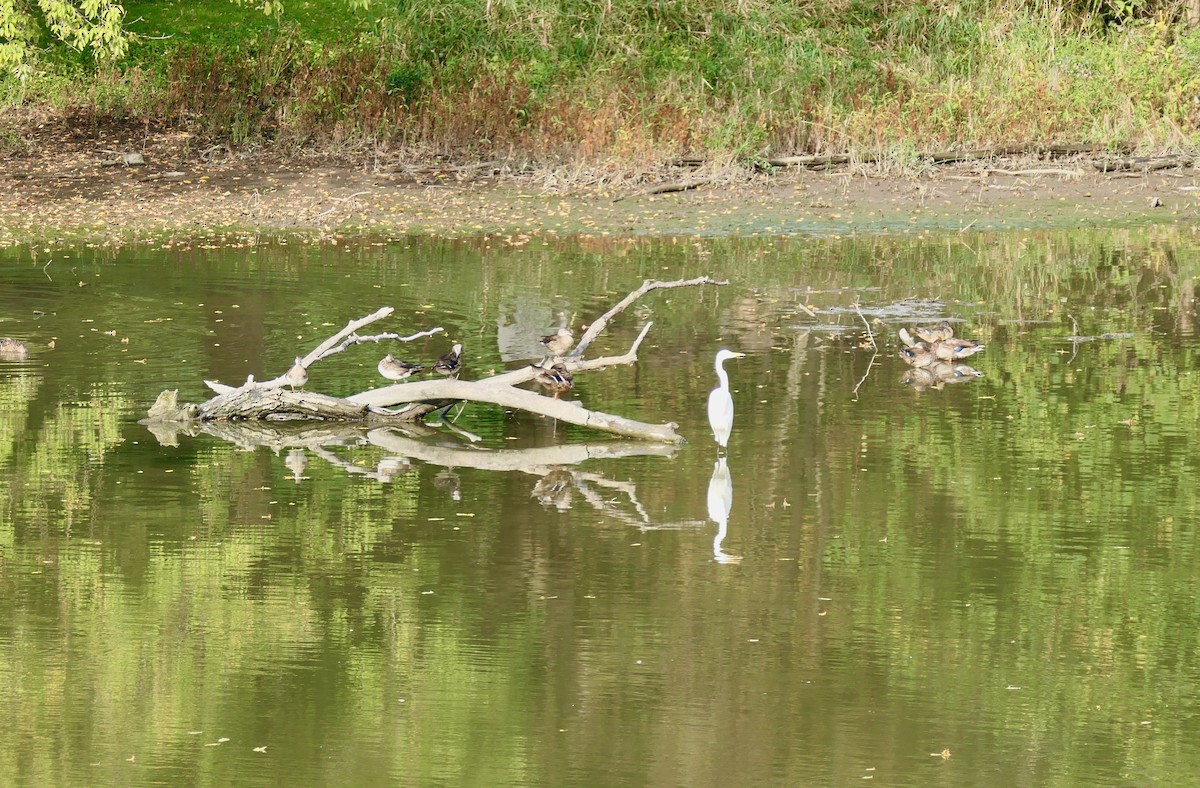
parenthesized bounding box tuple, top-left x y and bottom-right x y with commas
(707, 457, 741, 564)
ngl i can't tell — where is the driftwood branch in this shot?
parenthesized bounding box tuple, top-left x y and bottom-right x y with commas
(305, 306, 395, 365)
(156, 277, 725, 442)
(351, 378, 681, 441)
(753, 143, 1132, 171)
(1093, 155, 1194, 173)
(571, 276, 727, 358)
(198, 387, 371, 421)
(765, 154, 853, 168)
(205, 307, 410, 393)
(484, 321, 655, 388)
(324, 326, 444, 357)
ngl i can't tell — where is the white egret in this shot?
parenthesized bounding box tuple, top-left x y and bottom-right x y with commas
(707, 349, 745, 451)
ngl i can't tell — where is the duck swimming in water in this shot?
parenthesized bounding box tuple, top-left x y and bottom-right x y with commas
(899, 343, 937, 368)
(931, 337, 985, 361)
(914, 321, 955, 343)
(0, 338, 28, 360)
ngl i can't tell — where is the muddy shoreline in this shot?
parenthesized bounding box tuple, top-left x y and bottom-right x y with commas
(4, 122, 1200, 242)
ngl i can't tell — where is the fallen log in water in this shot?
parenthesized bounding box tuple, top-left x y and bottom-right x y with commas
(144, 276, 727, 443)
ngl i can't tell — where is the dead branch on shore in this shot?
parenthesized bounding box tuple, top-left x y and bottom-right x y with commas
(670, 144, 1135, 175)
(613, 179, 713, 202)
(1092, 154, 1194, 173)
(146, 277, 727, 443)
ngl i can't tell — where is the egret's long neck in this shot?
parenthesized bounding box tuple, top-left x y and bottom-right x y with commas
(714, 358, 730, 390)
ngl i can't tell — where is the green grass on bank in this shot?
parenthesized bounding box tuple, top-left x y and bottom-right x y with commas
(4, 0, 1200, 169)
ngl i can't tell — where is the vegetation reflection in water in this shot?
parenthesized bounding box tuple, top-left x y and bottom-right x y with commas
(1, 225, 1200, 786)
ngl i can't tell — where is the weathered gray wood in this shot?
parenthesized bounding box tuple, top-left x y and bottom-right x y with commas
(199, 387, 370, 421)
(1092, 155, 1194, 173)
(350, 378, 683, 442)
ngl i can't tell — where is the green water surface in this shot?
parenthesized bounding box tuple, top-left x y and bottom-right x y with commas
(2, 226, 1199, 786)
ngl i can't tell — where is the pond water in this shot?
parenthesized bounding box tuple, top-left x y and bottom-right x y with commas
(2, 226, 1200, 786)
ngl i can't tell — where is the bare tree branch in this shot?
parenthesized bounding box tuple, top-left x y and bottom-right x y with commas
(570, 276, 727, 357)
(475, 321, 655, 388)
(352, 379, 682, 442)
(324, 326, 444, 358)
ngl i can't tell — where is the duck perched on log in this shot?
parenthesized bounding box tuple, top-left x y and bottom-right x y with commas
(378, 354, 422, 382)
(931, 337, 985, 361)
(434, 343, 463, 376)
(533, 359, 574, 399)
(283, 357, 308, 389)
(899, 343, 937, 368)
(539, 327, 574, 357)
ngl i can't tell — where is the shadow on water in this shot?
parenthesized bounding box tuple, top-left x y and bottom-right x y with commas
(2, 225, 1200, 786)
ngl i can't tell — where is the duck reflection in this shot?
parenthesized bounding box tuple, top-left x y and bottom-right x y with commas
(932, 362, 983, 384)
(900, 363, 983, 392)
(433, 467, 461, 501)
(284, 448, 308, 483)
(377, 455, 412, 483)
(707, 457, 742, 564)
(532, 468, 574, 510)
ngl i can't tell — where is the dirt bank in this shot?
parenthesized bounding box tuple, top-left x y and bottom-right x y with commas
(3, 119, 1199, 243)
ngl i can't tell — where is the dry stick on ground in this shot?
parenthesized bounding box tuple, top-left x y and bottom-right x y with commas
(155, 277, 726, 443)
(613, 179, 713, 202)
(979, 168, 1084, 178)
